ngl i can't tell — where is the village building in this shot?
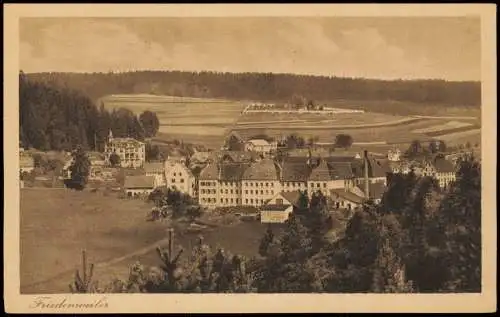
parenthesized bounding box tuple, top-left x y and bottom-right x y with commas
(164, 160, 195, 197)
(306, 158, 331, 197)
(217, 162, 248, 207)
(144, 161, 166, 188)
(19, 153, 35, 174)
(278, 156, 310, 194)
(104, 130, 146, 168)
(241, 158, 280, 207)
(430, 156, 456, 188)
(388, 148, 402, 161)
(330, 189, 365, 211)
(260, 190, 302, 223)
(198, 163, 220, 209)
(124, 175, 155, 198)
(244, 138, 278, 156)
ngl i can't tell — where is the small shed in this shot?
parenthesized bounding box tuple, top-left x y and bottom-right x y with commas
(124, 175, 155, 198)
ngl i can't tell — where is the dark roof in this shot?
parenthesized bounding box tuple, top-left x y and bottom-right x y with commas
(124, 175, 155, 189)
(220, 163, 250, 181)
(242, 159, 279, 180)
(330, 189, 365, 204)
(352, 156, 390, 178)
(328, 161, 354, 179)
(309, 159, 331, 181)
(199, 163, 219, 180)
(219, 150, 260, 163)
(356, 182, 387, 200)
(280, 157, 312, 182)
(280, 190, 303, 207)
(433, 157, 455, 173)
(260, 204, 292, 211)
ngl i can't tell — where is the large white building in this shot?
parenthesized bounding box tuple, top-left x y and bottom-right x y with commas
(104, 130, 146, 168)
(197, 151, 391, 209)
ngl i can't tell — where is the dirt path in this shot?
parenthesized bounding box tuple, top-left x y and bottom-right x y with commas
(20, 235, 173, 292)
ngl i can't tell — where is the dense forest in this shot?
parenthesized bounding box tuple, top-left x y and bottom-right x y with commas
(25, 71, 481, 107)
(19, 72, 159, 151)
(72, 155, 481, 294)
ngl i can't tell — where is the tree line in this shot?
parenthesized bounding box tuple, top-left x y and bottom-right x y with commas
(71, 155, 481, 293)
(20, 72, 160, 152)
(25, 70, 481, 107)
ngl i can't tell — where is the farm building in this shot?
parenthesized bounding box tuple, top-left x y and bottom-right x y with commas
(144, 161, 166, 188)
(244, 138, 278, 156)
(19, 153, 35, 174)
(124, 175, 155, 197)
(329, 189, 365, 211)
(260, 190, 302, 223)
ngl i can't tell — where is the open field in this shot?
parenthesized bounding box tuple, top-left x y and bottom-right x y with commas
(100, 94, 246, 149)
(20, 188, 275, 293)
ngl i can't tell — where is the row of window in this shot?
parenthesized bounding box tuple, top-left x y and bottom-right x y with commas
(200, 189, 217, 194)
(173, 172, 183, 177)
(200, 197, 269, 205)
(199, 181, 217, 186)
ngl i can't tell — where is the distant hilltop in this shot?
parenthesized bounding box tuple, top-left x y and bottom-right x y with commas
(24, 70, 481, 107)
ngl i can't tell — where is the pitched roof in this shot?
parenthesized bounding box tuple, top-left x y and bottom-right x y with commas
(109, 137, 145, 146)
(433, 157, 455, 173)
(144, 162, 164, 173)
(352, 156, 390, 178)
(328, 161, 354, 179)
(220, 162, 250, 181)
(309, 159, 331, 181)
(242, 159, 279, 180)
(330, 189, 365, 204)
(280, 190, 303, 207)
(124, 175, 155, 189)
(356, 182, 387, 200)
(190, 151, 212, 163)
(260, 204, 292, 211)
(219, 150, 260, 163)
(199, 163, 219, 180)
(280, 157, 312, 182)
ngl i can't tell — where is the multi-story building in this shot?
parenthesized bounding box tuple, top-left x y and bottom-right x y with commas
(217, 162, 248, 207)
(144, 161, 166, 188)
(241, 158, 280, 207)
(197, 150, 391, 209)
(198, 163, 219, 208)
(164, 159, 195, 197)
(104, 130, 146, 168)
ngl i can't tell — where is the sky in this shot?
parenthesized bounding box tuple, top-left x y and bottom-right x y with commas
(19, 17, 481, 81)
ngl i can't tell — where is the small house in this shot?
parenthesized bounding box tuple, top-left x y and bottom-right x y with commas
(330, 189, 365, 211)
(260, 190, 301, 223)
(144, 161, 166, 188)
(124, 175, 155, 198)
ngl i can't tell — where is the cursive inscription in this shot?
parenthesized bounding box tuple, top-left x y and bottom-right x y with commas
(30, 296, 109, 309)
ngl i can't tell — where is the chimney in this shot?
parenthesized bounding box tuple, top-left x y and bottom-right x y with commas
(364, 150, 370, 200)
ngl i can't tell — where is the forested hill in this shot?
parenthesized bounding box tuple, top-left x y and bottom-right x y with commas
(25, 71, 481, 107)
(19, 72, 159, 151)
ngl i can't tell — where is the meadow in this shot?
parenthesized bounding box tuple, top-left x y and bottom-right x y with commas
(20, 188, 272, 294)
(99, 93, 481, 151)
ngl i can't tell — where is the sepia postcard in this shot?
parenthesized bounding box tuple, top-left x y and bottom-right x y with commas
(3, 3, 497, 314)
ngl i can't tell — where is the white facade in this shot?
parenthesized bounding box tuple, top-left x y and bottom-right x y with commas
(165, 161, 195, 197)
(241, 180, 281, 207)
(244, 139, 277, 156)
(104, 131, 146, 168)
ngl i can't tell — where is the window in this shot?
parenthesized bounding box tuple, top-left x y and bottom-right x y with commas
(276, 198, 283, 205)
(266, 182, 269, 187)
(245, 199, 248, 204)
(180, 179, 184, 183)
(220, 198, 223, 203)
(171, 179, 175, 183)
(245, 190, 248, 194)
(225, 189, 228, 194)
(173, 173, 176, 176)
(230, 198, 234, 203)
(225, 198, 228, 203)
(179, 172, 182, 176)
(260, 190, 264, 194)
(323, 183, 327, 188)
(220, 189, 223, 193)
(317, 183, 320, 188)
(251, 199, 254, 203)
(266, 190, 269, 194)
